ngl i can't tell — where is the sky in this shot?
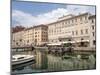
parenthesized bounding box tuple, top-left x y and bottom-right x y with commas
(12, 0, 96, 27)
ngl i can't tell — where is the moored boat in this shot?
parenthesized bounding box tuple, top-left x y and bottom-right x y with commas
(12, 55, 35, 65)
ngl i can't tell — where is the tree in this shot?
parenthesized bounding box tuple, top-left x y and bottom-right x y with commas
(12, 26, 25, 33)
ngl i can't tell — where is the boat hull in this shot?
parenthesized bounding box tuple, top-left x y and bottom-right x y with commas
(12, 57, 34, 65)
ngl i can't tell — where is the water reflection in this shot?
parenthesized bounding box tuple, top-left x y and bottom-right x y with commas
(12, 50, 96, 74)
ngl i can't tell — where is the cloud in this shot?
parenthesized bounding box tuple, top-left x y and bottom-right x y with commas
(66, 5, 95, 15)
(12, 5, 95, 27)
(12, 8, 68, 27)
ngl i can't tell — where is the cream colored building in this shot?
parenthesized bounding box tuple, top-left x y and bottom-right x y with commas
(12, 30, 25, 47)
(89, 15, 96, 48)
(23, 27, 34, 46)
(12, 13, 96, 48)
(12, 25, 48, 47)
(47, 13, 96, 48)
(33, 25, 48, 46)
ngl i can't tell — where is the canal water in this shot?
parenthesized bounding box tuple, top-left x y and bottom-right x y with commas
(12, 50, 96, 74)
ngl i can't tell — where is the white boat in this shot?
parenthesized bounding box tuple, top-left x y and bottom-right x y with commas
(12, 55, 35, 65)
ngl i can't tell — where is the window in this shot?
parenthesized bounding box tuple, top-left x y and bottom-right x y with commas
(16, 42, 18, 45)
(68, 20, 70, 24)
(59, 29, 61, 32)
(55, 24, 56, 27)
(85, 16, 87, 20)
(35, 32, 37, 34)
(72, 31, 74, 35)
(35, 28, 38, 30)
(92, 26, 94, 30)
(93, 40, 96, 45)
(80, 17, 83, 24)
(72, 20, 73, 23)
(35, 39, 37, 42)
(59, 39, 61, 42)
(66, 21, 67, 24)
(76, 30, 78, 35)
(35, 35, 37, 37)
(81, 30, 83, 35)
(81, 38, 84, 40)
(92, 19, 94, 23)
(52, 40, 53, 42)
(85, 29, 88, 34)
(49, 30, 51, 33)
(20, 39, 22, 42)
(13, 40, 15, 42)
(75, 19, 77, 22)
(68, 39, 71, 41)
(92, 32, 95, 36)
(80, 17, 82, 21)
(62, 22, 64, 25)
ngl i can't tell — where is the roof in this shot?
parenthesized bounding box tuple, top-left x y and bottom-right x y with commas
(46, 12, 90, 26)
(89, 15, 96, 19)
(23, 24, 47, 31)
(33, 24, 47, 28)
(58, 14, 74, 20)
(25, 27, 34, 30)
(12, 30, 25, 34)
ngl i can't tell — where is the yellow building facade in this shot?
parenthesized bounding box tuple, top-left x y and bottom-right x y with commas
(12, 25, 48, 47)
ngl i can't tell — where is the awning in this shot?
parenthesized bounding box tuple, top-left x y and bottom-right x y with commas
(47, 43, 62, 46)
(47, 41, 75, 46)
(76, 40, 89, 42)
(60, 41, 75, 43)
(61, 41, 70, 43)
(47, 40, 89, 46)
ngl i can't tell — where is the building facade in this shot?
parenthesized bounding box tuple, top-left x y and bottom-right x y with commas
(12, 30, 25, 47)
(89, 15, 96, 48)
(12, 25, 48, 47)
(47, 13, 96, 48)
(23, 27, 34, 46)
(12, 13, 96, 48)
(33, 25, 48, 46)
